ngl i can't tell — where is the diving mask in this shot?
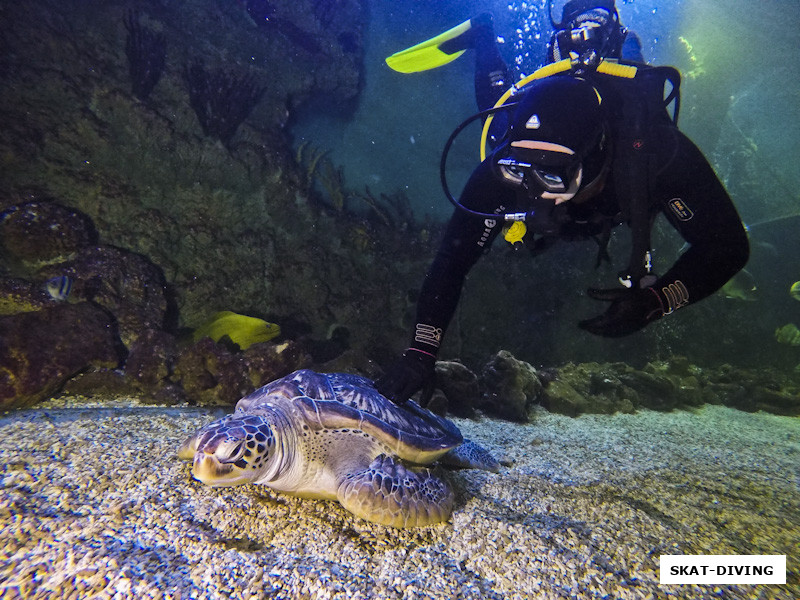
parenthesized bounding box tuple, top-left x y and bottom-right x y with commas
(495, 138, 585, 203)
(548, 1, 627, 64)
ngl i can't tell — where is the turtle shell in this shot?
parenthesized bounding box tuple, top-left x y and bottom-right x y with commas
(235, 369, 463, 463)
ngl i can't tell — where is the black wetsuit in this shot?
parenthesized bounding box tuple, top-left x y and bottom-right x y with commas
(376, 21, 749, 405)
(408, 125, 749, 355)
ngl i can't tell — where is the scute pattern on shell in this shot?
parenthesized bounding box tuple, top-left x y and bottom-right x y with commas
(237, 369, 463, 452)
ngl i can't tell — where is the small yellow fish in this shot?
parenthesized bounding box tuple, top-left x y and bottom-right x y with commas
(193, 311, 280, 350)
(720, 269, 756, 301)
(775, 323, 800, 346)
(790, 281, 800, 302)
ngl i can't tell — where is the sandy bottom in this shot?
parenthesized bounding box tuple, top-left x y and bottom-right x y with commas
(0, 397, 797, 599)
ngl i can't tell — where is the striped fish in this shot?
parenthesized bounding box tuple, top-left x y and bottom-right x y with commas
(45, 275, 73, 301)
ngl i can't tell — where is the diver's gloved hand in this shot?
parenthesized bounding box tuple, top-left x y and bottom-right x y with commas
(578, 286, 666, 337)
(375, 349, 436, 405)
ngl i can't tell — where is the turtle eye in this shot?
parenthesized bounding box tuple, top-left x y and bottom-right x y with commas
(215, 439, 246, 463)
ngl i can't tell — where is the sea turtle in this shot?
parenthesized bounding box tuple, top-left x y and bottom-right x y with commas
(178, 369, 500, 528)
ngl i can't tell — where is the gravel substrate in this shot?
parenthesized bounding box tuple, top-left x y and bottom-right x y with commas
(1, 397, 798, 599)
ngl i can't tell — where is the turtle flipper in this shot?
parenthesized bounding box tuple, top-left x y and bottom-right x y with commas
(177, 432, 200, 460)
(440, 439, 502, 473)
(337, 455, 454, 528)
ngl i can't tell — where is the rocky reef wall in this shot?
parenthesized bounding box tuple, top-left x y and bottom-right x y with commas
(1, 0, 798, 409)
(0, 0, 429, 347)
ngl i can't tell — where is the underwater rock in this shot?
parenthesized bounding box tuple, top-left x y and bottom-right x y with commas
(40, 246, 172, 349)
(0, 201, 171, 349)
(435, 360, 480, 417)
(0, 200, 180, 404)
(173, 337, 310, 406)
(700, 368, 800, 416)
(61, 368, 133, 399)
(242, 339, 311, 389)
(404, 351, 799, 420)
(173, 338, 250, 406)
(298, 324, 352, 364)
(0, 303, 121, 409)
(184, 60, 266, 146)
(616, 369, 681, 411)
(541, 379, 593, 417)
(0, 277, 52, 315)
(123, 11, 167, 102)
(542, 362, 638, 415)
(479, 350, 543, 422)
(747, 387, 800, 415)
(60, 330, 311, 406)
(639, 359, 707, 408)
(0, 201, 97, 267)
(537, 356, 799, 417)
(125, 329, 178, 393)
(305, 349, 381, 380)
(423, 388, 450, 417)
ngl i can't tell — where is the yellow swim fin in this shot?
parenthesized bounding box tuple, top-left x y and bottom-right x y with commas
(385, 18, 474, 74)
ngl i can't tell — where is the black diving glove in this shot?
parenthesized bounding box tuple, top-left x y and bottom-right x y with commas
(578, 286, 666, 337)
(374, 349, 436, 405)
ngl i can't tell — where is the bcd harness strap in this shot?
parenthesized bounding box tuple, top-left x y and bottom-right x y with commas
(599, 64, 681, 287)
(503, 60, 682, 289)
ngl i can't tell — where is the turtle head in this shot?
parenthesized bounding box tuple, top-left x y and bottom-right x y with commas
(179, 414, 277, 487)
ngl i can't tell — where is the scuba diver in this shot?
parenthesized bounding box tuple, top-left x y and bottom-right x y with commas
(375, 0, 750, 405)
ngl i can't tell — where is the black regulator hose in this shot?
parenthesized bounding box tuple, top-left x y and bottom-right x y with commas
(439, 103, 532, 222)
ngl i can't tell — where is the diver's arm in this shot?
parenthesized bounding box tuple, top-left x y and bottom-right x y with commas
(410, 160, 513, 356)
(579, 133, 749, 338)
(376, 161, 512, 403)
(653, 134, 749, 311)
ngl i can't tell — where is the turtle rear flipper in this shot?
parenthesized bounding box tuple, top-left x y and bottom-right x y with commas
(440, 439, 503, 473)
(337, 455, 454, 528)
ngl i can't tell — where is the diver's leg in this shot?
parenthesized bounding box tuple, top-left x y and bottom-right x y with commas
(435, 13, 510, 112)
(467, 14, 511, 144)
(469, 14, 511, 112)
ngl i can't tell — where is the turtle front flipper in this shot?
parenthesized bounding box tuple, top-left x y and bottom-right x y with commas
(337, 455, 454, 528)
(177, 432, 201, 460)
